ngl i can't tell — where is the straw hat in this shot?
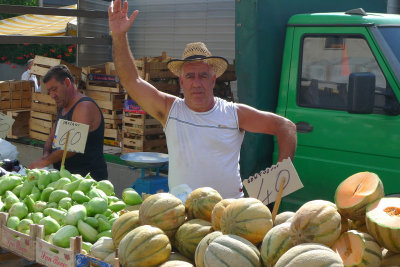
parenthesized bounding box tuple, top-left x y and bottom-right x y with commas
(167, 42, 228, 78)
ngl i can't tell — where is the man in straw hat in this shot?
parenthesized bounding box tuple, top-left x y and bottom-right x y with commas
(109, 0, 297, 198)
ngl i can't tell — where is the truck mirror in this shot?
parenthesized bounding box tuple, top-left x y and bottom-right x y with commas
(347, 72, 375, 114)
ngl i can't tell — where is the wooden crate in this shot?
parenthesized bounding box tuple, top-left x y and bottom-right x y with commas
(6, 109, 30, 139)
(0, 80, 33, 110)
(31, 92, 57, 115)
(36, 227, 81, 267)
(0, 212, 41, 262)
(83, 62, 116, 76)
(86, 92, 124, 111)
(85, 84, 124, 94)
(122, 131, 166, 154)
(217, 63, 236, 82)
(75, 252, 119, 267)
(122, 113, 163, 135)
(30, 110, 56, 142)
(135, 52, 175, 80)
(101, 109, 122, 120)
(149, 80, 180, 96)
(30, 55, 82, 86)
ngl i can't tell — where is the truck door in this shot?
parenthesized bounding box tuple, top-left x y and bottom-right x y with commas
(282, 27, 400, 210)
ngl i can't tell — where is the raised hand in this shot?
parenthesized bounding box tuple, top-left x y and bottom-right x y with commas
(108, 0, 139, 36)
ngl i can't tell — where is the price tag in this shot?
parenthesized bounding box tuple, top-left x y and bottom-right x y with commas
(53, 119, 89, 153)
(243, 158, 303, 205)
(0, 112, 15, 139)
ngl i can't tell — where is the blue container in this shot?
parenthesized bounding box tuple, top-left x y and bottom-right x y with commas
(132, 176, 169, 195)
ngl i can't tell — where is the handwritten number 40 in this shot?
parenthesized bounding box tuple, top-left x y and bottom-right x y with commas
(59, 129, 82, 145)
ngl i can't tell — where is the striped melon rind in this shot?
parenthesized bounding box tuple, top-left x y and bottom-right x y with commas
(204, 234, 261, 267)
(275, 243, 343, 267)
(194, 231, 223, 267)
(335, 172, 384, 221)
(174, 219, 213, 260)
(274, 211, 295, 226)
(332, 230, 382, 267)
(366, 197, 400, 253)
(290, 200, 341, 247)
(139, 193, 186, 239)
(185, 187, 223, 222)
(260, 222, 293, 267)
(211, 199, 235, 230)
(220, 198, 273, 245)
(111, 210, 140, 248)
(118, 225, 171, 267)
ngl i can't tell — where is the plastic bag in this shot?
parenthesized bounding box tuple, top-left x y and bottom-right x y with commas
(0, 138, 18, 161)
(169, 184, 192, 204)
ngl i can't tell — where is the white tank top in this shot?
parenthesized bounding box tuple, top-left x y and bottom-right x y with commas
(164, 97, 245, 198)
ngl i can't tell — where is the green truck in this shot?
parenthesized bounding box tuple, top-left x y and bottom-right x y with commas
(236, 1, 400, 211)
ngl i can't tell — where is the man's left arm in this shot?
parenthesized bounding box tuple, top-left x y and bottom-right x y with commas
(236, 103, 297, 162)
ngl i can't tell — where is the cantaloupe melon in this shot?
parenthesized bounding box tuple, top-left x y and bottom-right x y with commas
(159, 260, 195, 267)
(204, 234, 261, 267)
(210, 199, 235, 230)
(275, 243, 344, 267)
(274, 211, 295, 226)
(118, 225, 171, 267)
(139, 193, 186, 239)
(260, 222, 293, 267)
(332, 230, 382, 267)
(174, 219, 213, 260)
(290, 200, 341, 247)
(111, 210, 140, 248)
(185, 187, 222, 222)
(335, 172, 384, 221)
(220, 198, 273, 245)
(366, 197, 400, 253)
(194, 231, 223, 267)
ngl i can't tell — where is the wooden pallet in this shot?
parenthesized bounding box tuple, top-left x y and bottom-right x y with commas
(31, 92, 57, 115)
(5, 109, 30, 139)
(0, 213, 41, 262)
(0, 80, 33, 110)
(122, 113, 163, 135)
(29, 111, 56, 142)
(30, 55, 82, 85)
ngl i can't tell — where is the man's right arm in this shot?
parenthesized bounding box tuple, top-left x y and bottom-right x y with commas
(109, 1, 175, 125)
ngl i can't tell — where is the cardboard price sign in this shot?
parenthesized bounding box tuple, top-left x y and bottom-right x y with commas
(243, 158, 303, 205)
(53, 119, 89, 153)
(0, 112, 15, 139)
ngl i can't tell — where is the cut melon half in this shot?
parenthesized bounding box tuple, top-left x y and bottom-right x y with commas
(335, 172, 384, 221)
(366, 197, 400, 253)
(332, 230, 382, 267)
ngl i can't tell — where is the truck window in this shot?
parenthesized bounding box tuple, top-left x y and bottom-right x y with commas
(298, 35, 399, 115)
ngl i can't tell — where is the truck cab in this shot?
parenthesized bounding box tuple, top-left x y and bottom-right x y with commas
(275, 9, 400, 211)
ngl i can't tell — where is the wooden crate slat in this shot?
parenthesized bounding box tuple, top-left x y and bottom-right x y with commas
(29, 118, 53, 129)
(122, 125, 163, 135)
(29, 130, 49, 141)
(31, 110, 55, 121)
(0, 99, 31, 110)
(85, 84, 122, 93)
(104, 128, 120, 139)
(31, 102, 58, 114)
(95, 99, 124, 110)
(32, 92, 55, 104)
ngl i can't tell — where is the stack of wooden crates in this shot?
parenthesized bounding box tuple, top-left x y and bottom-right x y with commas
(0, 80, 33, 139)
(29, 56, 82, 142)
(82, 62, 124, 147)
(121, 52, 180, 154)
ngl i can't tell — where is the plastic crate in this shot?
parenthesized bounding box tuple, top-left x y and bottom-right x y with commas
(132, 176, 168, 195)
